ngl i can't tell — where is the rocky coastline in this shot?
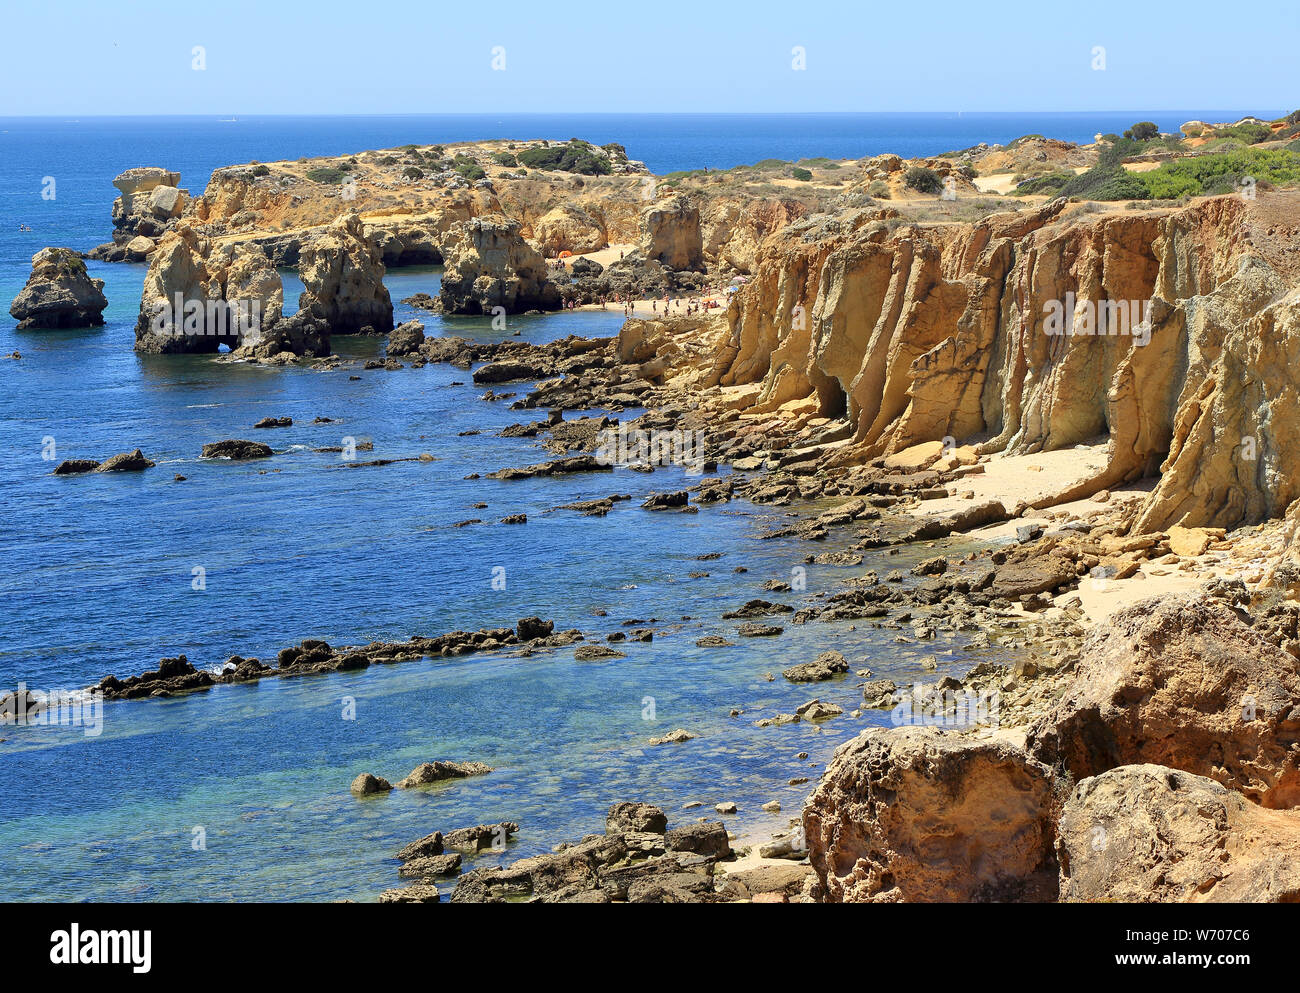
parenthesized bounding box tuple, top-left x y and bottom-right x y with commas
(17, 118, 1300, 903)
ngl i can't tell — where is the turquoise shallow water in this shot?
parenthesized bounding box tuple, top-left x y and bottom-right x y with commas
(0, 114, 1053, 901)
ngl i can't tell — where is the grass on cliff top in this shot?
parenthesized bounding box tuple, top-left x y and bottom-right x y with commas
(1013, 146, 1300, 201)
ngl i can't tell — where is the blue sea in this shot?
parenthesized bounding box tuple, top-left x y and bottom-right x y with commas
(0, 112, 1263, 902)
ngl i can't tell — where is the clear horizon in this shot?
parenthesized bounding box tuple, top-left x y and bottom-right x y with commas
(2, 0, 1295, 116)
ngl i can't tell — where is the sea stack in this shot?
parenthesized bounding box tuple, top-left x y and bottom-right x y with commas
(9, 248, 108, 329)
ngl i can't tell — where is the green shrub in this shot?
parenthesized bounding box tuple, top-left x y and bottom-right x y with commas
(492, 151, 519, 167)
(306, 167, 345, 185)
(791, 167, 813, 182)
(1211, 123, 1273, 145)
(1141, 147, 1300, 198)
(517, 140, 611, 175)
(402, 165, 424, 180)
(1125, 121, 1160, 141)
(251, 164, 270, 177)
(867, 180, 890, 198)
(903, 166, 944, 194)
(455, 161, 486, 182)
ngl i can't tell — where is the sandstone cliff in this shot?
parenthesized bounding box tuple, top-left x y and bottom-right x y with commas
(438, 214, 559, 314)
(134, 224, 284, 354)
(297, 213, 393, 334)
(707, 191, 1300, 534)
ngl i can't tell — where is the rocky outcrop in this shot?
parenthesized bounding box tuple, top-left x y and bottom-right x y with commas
(297, 213, 393, 334)
(449, 803, 734, 903)
(804, 726, 1058, 902)
(641, 194, 703, 270)
(1029, 593, 1300, 808)
(705, 192, 1300, 535)
(134, 225, 287, 354)
(396, 761, 492, 788)
(438, 214, 560, 314)
(530, 204, 605, 256)
(89, 168, 188, 261)
(1057, 765, 1300, 902)
(9, 248, 107, 329)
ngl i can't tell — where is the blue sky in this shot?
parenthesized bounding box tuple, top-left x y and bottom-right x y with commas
(2, 0, 1296, 115)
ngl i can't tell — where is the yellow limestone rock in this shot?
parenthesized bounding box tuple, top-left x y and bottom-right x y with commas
(883, 440, 945, 470)
(1167, 526, 1217, 557)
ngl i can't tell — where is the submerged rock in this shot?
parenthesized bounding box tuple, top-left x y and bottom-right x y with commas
(201, 439, 272, 460)
(396, 761, 493, 789)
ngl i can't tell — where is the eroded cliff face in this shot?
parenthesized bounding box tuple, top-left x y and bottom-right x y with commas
(711, 192, 1300, 532)
(134, 224, 284, 354)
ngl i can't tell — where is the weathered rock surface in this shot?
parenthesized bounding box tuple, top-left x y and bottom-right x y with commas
(89, 167, 187, 260)
(396, 761, 493, 788)
(1029, 593, 1300, 808)
(704, 192, 1300, 536)
(134, 225, 286, 354)
(201, 439, 272, 460)
(350, 773, 392, 795)
(530, 204, 605, 256)
(641, 195, 703, 270)
(783, 650, 850, 682)
(1057, 764, 1300, 903)
(804, 726, 1058, 902)
(297, 212, 393, 334)
(9, 248, 108, 329)
(438, 214, 560, 314)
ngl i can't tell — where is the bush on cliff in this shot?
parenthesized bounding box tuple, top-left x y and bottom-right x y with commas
(903, 166, 944, 195)
(306, 167, 346, 185)
(791, 167, 813, 182)
(453, 156, 486, 182)
(517, 140, 612, 176)
(1141, 147, 1300, 198)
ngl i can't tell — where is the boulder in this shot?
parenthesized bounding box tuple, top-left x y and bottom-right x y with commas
(201, 440, 272, 460)
(1057, 764, 1300, 902)
(9, 248, 107, 329)
(664, 821, 731, 860)
(395, 761, 493, 788)
(606, 802, 668, 835)
(515, 616, 554, 641)
(444, 822, 519, 853)
(350, 773, 392, 796)
(782, 650, 849, 682)
(1029, 594, 1300, 808)
(804, 726, 1058, 902)
(386, 320, 426, 357)
(95, 449, 155, 472)
(53, 459, 100, 475)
